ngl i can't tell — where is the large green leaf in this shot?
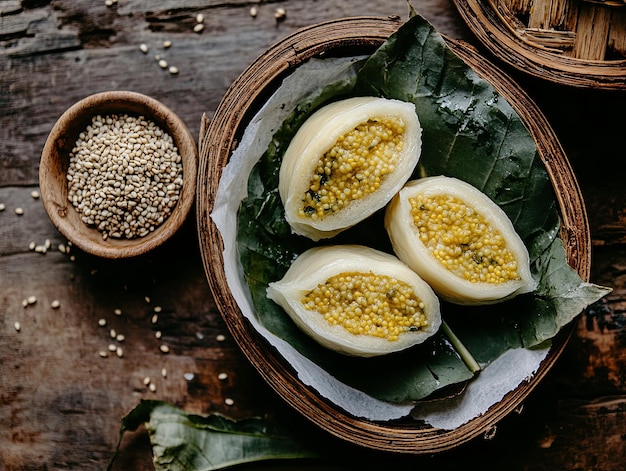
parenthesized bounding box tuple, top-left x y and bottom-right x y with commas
(108, 400, 318, 471)
(236, 14, 610, 403)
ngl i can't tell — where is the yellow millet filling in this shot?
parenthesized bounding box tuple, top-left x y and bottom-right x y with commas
(301, 272, 428, 341)
(299, 116, 405, 220)
(409, 193, 520, 284)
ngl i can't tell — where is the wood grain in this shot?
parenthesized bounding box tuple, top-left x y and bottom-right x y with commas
(1, 1, 625, 470)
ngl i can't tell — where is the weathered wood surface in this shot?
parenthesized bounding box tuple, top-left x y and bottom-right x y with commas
(1, 1, 625, 470)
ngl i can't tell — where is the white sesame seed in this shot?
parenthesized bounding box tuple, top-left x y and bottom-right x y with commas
(143, 376, 151, 385)
(44, 239, 51, 249)
(184, 372, 194, 381)
(116, 346, 123, 357)
(0, 203, 5, 211)
(105, 0, 113, 6)
(139, 43, 149, 53)
(163, 40, 172, 49)
(193, 23, 204, 33)
(151, 314, 159, 324)
(154, 306, 162, 313)
(274, 7, 286, 20)
(51, 300, 60, 309)
(22, 299, 28, 307)
(159, 344, 169, 353)
(58, 243, 67, 253)
(196, 13, 204, 23)
(249, 6, 258, 17)
(168, 66, 179, 75)
(98, 350, 108, 358)
(27, 296, 37, 305)
(28, 241, 36, 250)
(224, 398, 234, 406)
(155, 331, 162, 339)
(114, 308, 122, 316)
(98, 318, 107, 327)
(217, 372, 228, 381)
(70, 255, 76, 262)
(149, 383, 156, 392)
(110, 328, 117, 339)
(15, 207, 23, 215)
(14, 321, 21, 332)
(108, 343, 117, 352)
(158, 59, 168, 69)
(216, 334, 225, 342)
(116, 334, 125, 342)
(31, 190, 40, 199)
(161, 368, 167, 378)
(144, 296, 151, 303)
(35, 245, 46, 254)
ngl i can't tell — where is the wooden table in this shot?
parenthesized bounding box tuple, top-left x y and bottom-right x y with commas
(1, 1, 624, 470)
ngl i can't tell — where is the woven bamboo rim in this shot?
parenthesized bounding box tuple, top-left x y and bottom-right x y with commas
(454, 0, 626, 89)
(196, 16, 590, 453)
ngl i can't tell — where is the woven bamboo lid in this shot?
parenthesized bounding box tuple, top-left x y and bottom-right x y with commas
(196, 16, 590, 453)
(454, 0, 626, 89)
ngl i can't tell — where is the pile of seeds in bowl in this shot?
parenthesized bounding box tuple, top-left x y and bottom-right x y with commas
(67, 114, 183, 240)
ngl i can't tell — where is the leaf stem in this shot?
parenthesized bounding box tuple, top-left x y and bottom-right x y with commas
(441, 320, 482, 374)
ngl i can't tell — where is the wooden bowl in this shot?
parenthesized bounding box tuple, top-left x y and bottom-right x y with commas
(40, 91, 198, 258)
(197, 17, 590, 453)
(453, 0, 626, 89)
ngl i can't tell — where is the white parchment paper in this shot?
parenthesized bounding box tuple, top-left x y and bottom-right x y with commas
(210, 56, 550, 427)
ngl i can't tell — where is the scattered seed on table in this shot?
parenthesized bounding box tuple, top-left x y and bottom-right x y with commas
(224, 398, 234, 406)
(51, 300, 60, 309)
(217, 372, 228, 381)
(28, 241, 36, 250)
(116, 346, 123, 358)
(216, 334, 225, 342)
(162, 40, 172, 49)
(98, 318, 107, 327)
(139, 43, 149, 53)
(114, 308, 122, 316)
(116, 334, 125, 342)
(155, 331, 162, 339)
(108, 343, 117, 352)
(153, 306, 162, 313)
(149, 383, 156, 392)
(0, 203, 5, 211)
(159, 344, 169, 354)
(158, 59, 168, 69)
(144, 296, 151, 304)
(35, 245, 46, 254)
(196, 13, 204, 23)
(193, 23, 204, 33)
(15, 207, 23, 215)
(143, 376, 151, 386)
(21, 299, 28, 307)
(58, 243, 67, 253)
(274, 7, 286, 20)
(184, 372, 194, 381)
(27, 296, 37, 305)
(98, 350, 108, 358)
(110, 328, 117, 339)
(161, 368, 167, 378)
(168, 66, 178, 75)
(249, 6, 258, 17)
(151, 314, 159, 324)
(30, 190, 40, 199)
(14, 321, 21, 332)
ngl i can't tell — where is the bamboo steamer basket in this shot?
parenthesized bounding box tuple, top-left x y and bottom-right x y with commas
(454, 0, 626, 89)
(196, 16, 590, 453)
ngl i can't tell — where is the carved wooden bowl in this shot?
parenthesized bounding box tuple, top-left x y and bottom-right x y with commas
(197, 16, 590, 453)
(40, 91, 198, 258)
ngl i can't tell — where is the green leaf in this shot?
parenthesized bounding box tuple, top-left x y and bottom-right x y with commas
(109, 400, 318, 471)
(236, 13, 610, 403)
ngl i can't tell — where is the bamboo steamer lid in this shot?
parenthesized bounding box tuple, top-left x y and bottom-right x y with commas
(196, 16, 590, 453)
(454, 0, 626, 89)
